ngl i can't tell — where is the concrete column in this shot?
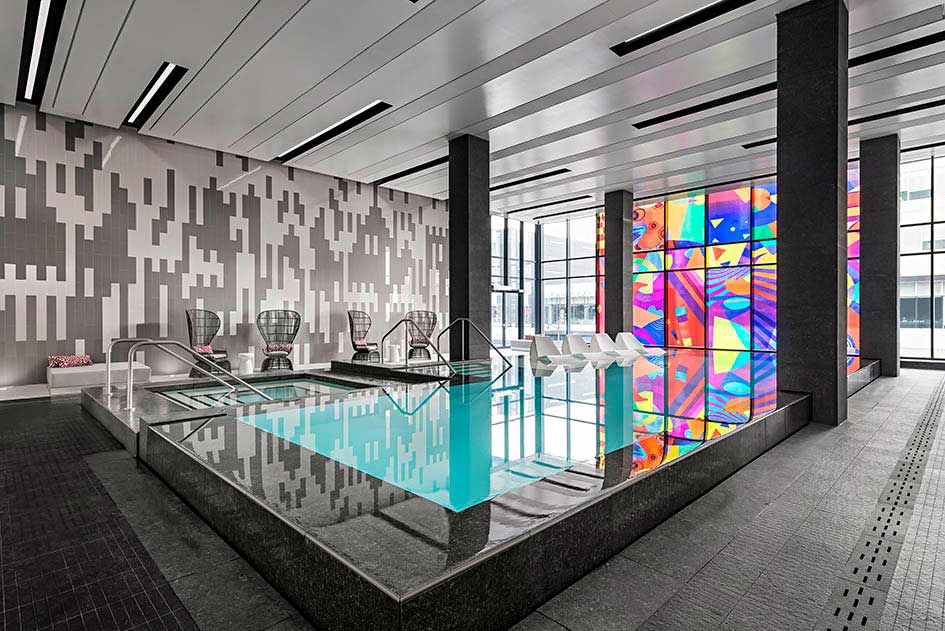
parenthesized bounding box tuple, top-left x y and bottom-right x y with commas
(604, 189, 633, 338)
(776, 0, 849, 425)
(860, 134, 901, 376)
(449, 134, 491, 360)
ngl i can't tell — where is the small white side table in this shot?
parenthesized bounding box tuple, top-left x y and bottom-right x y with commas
(237, 352, 255, 375)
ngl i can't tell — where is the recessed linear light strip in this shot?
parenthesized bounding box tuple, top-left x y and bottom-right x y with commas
(490, 168, 571, 192)
(743, 97, 945, 149)
(277, 100, 392, 163)
(128, 64, 176, 124)
(17, 0, 66, 105)
(374, 155, 449, 187)
(533, 204, 604, 221)
(123, 62, 188, 129)
(504, 195, 593, 215)
(611, 0, 757, 57)
(24, 0, 50, 100)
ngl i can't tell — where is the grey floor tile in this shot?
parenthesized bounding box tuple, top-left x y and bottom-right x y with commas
(539, 556, 681, 631)
(621, 514, 735, 580)
(171, 557, 299, 631)
(507, 612, 569, 631)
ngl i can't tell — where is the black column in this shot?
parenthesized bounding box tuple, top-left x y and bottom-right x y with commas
(860, 134, 901, 376)
(776, 0, 849, 425)
(604, 189, 633, 338)
(449, 134, 491, 360)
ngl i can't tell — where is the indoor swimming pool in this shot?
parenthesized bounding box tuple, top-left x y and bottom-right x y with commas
(157, 377, 354, 409)
(208, 349, 779, 511)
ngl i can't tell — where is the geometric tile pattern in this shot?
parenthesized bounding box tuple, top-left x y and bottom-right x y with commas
(0, 104, 448, 385)
(0, 398, 198, 630)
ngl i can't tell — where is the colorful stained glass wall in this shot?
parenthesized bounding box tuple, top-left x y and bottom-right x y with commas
(848, 167, 861, 372)
(631, 179, 777, 352)
(631, 170, 860, 357)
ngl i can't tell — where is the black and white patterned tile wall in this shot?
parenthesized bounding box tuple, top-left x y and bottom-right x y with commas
(0, 103, 449, 385)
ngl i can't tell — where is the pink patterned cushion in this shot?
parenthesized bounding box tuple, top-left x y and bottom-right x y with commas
(267, 343, 293, 354)
(193, 344, 214, 354)
(48, 354, 93, 368)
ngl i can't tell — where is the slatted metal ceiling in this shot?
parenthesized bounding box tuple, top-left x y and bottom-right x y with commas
(3, 0, 945, 222)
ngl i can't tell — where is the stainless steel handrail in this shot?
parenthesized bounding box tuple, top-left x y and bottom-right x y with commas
(435, 317, 513, 368)
(124, 339, 273, 411)
(105, 338, 150, 397)
(380, 317, 456, 378)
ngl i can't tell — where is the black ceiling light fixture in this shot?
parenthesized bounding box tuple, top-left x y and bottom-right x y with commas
(633, 81, 777, 129)
(742, 137, 777, 149)
(533, 204, 604, 221)
(276, 100, 392, 163)
(123, 62, 188, 129)
(610, 0, 758, 57)
(374, 155, 448, 187)
(490, 168, 571, 191)
(849, 97, 945, 126)
(17, 0, 67, 105)
(850, 28, 945, 68)
(504, 195, 593, 215)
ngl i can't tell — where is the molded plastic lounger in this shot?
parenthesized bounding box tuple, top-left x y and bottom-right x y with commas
(529, 335, 586, 365)
(589, 333, 639, 358)
(563, 335, 614, 361)
(616, 332, 664, 356)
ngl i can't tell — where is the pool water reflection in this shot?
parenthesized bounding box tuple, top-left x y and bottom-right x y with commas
(237, 349, 776, 512)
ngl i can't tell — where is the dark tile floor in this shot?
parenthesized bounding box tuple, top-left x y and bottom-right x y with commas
(0, 398, 198, 631)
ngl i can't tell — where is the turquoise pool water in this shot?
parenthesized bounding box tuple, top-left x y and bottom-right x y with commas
(237, 350, 777, 512)
(160, 377, 353, 409)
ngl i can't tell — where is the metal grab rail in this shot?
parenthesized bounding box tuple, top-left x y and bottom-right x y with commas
(435, 317, 512, 368)
(105, 338, 151, 397)
(380, 318, 456, 378)
(123, 339, 273, 411)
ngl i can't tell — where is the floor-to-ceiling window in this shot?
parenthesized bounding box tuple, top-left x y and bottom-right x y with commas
(539, 214, 604, 339)
(898, 157, 939, 358)
(491, 216, 534, 347)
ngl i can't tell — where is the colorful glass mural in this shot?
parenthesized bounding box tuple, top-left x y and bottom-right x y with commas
(752, 180, 777, 240)
(708, 187, 751, 244)
(632, 273, 664, 346)
(707, 267, 751, 350)
(666, 192, 705, 248)
(848, 167, 861, 368)
(633, 201, 665, 251)
(666, 270, 705, 347)
(752, 265, 777, 352)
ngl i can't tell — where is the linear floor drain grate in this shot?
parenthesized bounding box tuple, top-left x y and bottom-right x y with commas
(815, 376, 945, 631)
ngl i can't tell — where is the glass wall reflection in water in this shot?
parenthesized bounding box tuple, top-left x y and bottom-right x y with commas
(230, 350, 776, 512)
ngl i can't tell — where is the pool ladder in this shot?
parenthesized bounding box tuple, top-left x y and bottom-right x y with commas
(104, 337, 273, 411)
(379, 317, 457, 378)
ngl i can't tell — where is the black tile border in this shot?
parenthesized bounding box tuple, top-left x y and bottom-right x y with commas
(141, 394, 811, 631)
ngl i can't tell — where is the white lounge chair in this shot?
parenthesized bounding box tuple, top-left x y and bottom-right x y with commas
(589, 333, 639, 358)
(563, 334, 613, 361)
(616, 332, 664, 356)
(529, 335, 576, 365)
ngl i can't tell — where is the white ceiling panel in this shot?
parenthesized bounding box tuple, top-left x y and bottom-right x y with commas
(169, 0, 426, 150)
(1, 0, 944, 215)
(0, 0, 26, 106)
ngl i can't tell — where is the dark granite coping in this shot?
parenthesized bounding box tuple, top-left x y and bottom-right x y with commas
(145, 391, 811, 603)
(81, 368, 420, 439)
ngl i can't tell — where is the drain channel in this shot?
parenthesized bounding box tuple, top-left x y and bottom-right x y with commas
(816, 376, 945, 631)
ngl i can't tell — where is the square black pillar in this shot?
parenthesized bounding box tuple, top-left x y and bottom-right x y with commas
(860, 134, 900, 376)
(776, 0, 849, 425)
(449, 134, 491, 360)
(604, 189, 633, 338)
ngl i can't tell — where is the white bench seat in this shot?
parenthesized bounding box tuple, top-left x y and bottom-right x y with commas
(47, 361, 151, 396)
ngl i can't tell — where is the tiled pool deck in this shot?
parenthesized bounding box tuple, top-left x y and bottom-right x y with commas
(3, 369, 943, 631)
